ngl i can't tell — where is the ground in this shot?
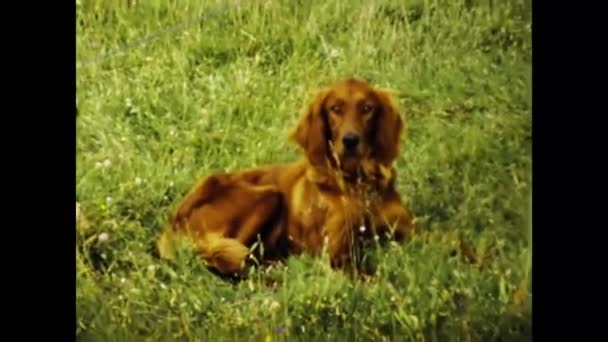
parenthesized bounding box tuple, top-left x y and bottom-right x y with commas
(76, 0, 532, 340)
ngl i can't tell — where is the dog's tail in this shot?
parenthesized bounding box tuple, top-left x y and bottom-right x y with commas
(157, 228, 250, 275)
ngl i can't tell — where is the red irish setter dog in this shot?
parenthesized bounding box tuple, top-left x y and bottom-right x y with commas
(157, 78, 416, 276)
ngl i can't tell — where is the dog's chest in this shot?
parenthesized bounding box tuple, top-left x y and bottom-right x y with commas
(296, 196, 329, 228)
(291, 178, 327, 226)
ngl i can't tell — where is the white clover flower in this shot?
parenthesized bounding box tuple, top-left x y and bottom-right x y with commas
(98, 232, 109, 242)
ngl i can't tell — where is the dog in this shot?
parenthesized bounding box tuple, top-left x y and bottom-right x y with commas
(157, 78, 416, 276)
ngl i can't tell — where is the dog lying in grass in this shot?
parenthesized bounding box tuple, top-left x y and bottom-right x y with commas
(158, 78, 416, 276)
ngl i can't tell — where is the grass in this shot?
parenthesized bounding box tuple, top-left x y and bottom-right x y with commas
(76, 0, 532, 340)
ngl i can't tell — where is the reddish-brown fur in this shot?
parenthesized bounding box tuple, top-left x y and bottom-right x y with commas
(158, 78, 416, 276)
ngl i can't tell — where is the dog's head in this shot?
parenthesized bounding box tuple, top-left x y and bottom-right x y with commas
(290, 78, 404, 175)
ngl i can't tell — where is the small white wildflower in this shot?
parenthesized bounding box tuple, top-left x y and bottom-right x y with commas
(148, 265, 156, 272)
(118, 295, 123, 300)
(94, 161, 103, 169)
(269, 301, 281, 313)
(144, 56, 153, 62)
(169, 181, 174, 187)
(359, 225, 366, 233)
(106, 197, 113, 205)
(160, 283, 167, 290)
(103, 159, 112, 168)
(390, 296, 396, 302)
(97, 232, 109, 242)
(120, 277, 126, 284)
(135, 177, 142, 185)
(163, 196, 168, 201)
(169, 130, 175, 136)
(374, 235, 380, 241)
(330, 48, 340, 58)
(120, 137, 127, 142)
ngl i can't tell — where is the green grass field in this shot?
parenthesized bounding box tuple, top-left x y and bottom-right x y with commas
(76, 0, 532, 340)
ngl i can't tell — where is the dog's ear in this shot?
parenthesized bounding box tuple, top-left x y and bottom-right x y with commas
(372, 88, 404, 165)
(290, 88, 332, 166)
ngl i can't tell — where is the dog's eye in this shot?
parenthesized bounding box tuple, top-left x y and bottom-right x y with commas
(330, 105, 342, 113)
(362, 104, 374, 114)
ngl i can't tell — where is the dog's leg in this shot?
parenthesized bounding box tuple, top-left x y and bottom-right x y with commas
(171, 168, 275, 229)
(184, 183, 283, 276)
(323, 213, 359, 271)
(171, 174, 231, 229)
(193, 234, 252, 276)
(374, 192, 416, 241)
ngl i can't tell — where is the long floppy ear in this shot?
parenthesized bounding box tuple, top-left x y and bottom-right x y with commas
(373, 88, 404, 165)
(289, 88, 332, 166)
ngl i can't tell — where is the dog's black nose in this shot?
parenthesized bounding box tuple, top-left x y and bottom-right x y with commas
(342, 133, 360, 150)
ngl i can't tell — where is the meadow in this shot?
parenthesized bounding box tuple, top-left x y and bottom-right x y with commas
(76, 0, 532, 340)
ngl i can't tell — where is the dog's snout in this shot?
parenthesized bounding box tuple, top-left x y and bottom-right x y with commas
(342, 132, 360, 149)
